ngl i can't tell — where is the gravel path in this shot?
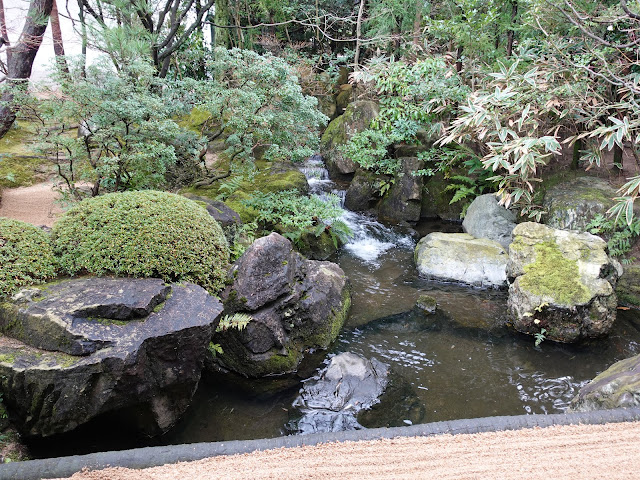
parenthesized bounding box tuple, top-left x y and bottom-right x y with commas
(0, 183, 62, 227)
(50, 421, 640, 480)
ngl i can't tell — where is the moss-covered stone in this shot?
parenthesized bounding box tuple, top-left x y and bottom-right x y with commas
(519, 241, 591, 306)
(569, 353, 640, 412)
(615, 265, 640, 308)
(184, 161, 309, 223)
(415, 295, 437, 314)
(421, 172, 465, 221)
(320, 100, 379, 176)
(507, 222, 622, 343)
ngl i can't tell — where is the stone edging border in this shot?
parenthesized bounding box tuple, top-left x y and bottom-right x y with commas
(2, 407, 640, 480)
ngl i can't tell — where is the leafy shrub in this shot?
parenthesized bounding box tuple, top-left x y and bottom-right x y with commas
(243, 190, 351, 247)
(51, 191, 230, 294)
(0, 218, 57, 298)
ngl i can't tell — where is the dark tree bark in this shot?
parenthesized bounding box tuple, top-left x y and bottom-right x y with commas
(50, 0, 69, 75)
(0, 0, 54, 139)
(0, 0, 11, 65)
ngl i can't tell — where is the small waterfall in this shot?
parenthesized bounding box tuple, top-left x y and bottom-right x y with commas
(299, 155, 413, 263)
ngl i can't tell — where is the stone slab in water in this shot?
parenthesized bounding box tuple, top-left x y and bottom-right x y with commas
(414, 232, 507, 288)
(289, 352, 389, 434)
(0, 277, 223, 438)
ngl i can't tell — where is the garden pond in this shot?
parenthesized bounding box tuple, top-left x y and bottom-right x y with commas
(25, 158, 640, 458)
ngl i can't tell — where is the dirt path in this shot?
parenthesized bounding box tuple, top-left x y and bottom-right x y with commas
(51, 421, 640, 480)
(0, 183, 63, 227)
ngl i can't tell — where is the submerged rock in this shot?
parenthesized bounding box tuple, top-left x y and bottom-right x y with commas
(213, 233, 351, 377)
(462, 194, 516, 249)
(543, 176, 617, 232)
(569, 354, 640, 412)
(414, 232, 508, 288)
(288, 352, 389, 434)
(507, 222, 622, 343)
(0, 277, 222, 437)
(415, 295, 437, 315)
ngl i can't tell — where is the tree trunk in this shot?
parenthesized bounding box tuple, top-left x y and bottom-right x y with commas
(506, 0, 518, 57)
(0, 0, 10, 64)
(353, 0, 366, 72)
(412, 0, 423, 46)
(50, 0, 69, 75)
(214, 0, 231, 48)
(0, 0, 54, 139)
(77, 0, 87, 77)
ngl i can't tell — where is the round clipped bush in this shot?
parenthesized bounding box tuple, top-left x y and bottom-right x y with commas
(0, 218, 57, 298)
(51, 191, 230, 293)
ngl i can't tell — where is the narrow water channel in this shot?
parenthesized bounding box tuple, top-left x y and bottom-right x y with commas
(26, 157, 640, 458)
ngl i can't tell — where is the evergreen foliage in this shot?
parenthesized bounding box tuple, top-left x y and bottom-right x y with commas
(51, 191, 230, 294)
(0, 218, 57, 299)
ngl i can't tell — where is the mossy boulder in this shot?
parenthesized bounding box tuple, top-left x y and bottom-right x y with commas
(414, 233, 508, 288)
(344, 168, 388, 212)
(0, 277, 223, 437)
(51, 191, 229, 294)
(507, 222, 622, 343)
(542, 176, 618, 231)
(421, 172, 464, 221)
(212, 233, 351, 378)
(569, 354, 640, 412)
(378, 157, 425, 224)
(0, 218, 57, 299)
(320, 100, 379, 176)
(615, 265, 640, 308)
(335, 84, 353, 115)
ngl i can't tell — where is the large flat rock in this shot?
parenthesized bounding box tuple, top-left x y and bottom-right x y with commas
(414, 233, 508, 288)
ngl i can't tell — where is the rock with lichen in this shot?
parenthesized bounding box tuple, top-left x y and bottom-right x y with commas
(414, 233, 508, 288)
(320, 101, 379, 176)
(542, 176, 618, 232)
(569, 353, 640, 412)
(507, 222, 622, 343)
(0, 277, 222, 438)
(212, 233, 351, 378)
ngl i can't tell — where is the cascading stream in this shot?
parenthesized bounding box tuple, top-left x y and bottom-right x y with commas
(300, 155, 414, 264)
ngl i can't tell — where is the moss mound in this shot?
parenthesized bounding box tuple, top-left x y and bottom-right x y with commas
(51, 191, 230, 294)
(0, 218, 57, 298)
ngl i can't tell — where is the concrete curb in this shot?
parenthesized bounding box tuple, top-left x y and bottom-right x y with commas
(2, 407, 640, 480)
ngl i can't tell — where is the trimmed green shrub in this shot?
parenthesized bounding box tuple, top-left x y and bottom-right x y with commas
(51, 191, 230, 294)
(0, 218, 57, 298)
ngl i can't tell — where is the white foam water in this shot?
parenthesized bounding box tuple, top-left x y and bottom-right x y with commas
(299, 156, 414, 263)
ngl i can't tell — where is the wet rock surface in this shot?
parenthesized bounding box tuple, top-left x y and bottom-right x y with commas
(570, 354, 640, 412)
(378, 157, 425, 224)
(0, 277, 222, 438)
(507, 222, 622, 343)
(288, 352, 389, 434)
(414, 232, 508, 288)
(213, 233, 351, 377)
